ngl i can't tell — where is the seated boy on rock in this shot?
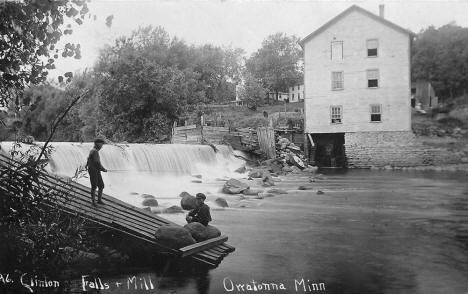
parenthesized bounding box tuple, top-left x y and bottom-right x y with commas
(186, 193, 212, 226)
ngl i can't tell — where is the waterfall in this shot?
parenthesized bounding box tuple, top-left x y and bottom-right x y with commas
(0, 142, 244, 178)
(1, 142, 247, 211)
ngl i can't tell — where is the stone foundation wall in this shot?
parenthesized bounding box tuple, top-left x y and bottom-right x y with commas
(345, 131, 460, 168)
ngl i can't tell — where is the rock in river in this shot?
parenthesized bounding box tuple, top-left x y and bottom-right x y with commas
(184, 222, 208, 242)
(163, 206, 184, 214)
(298, 185, 313, 190)
(267, 188, 288, 194)
(154, 225, 196, 249)
(184, 223, 222, 242)
(215, 197, 229, 207)
(179, 191, 194, 198)
(248, 169, 265, 178)
(258, 192, 275, 198)
(181, 194, 197, 210)
(142, 198, 159, 207)
(262, 175, 275, 187)
(242, 188, 263, 196)
(222, 178, 249, 194)
(205, 225, 221, 239)
(234, 166, 247, 173)
(141, 194, 156, 199)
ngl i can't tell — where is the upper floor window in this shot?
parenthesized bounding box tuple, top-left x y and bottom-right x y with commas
(298, 93, 301, 100)
(367, 69, 379, 88)
(370, 104, 382, 122)
(331, 41, 343, 61)
(367, 39, 379, 57)
(331, 71, 344, 90)
(292, 94, 295, 99)
(331, 106, 342, 124)
(297, 85, 300, 90)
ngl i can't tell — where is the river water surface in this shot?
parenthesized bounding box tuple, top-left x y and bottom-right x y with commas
(75, 169, 468, 294)
(3, 143, 467, 294)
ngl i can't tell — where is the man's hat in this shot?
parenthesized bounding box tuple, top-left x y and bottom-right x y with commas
(195, 193, 206, 200)
(94, 138, 105, 144)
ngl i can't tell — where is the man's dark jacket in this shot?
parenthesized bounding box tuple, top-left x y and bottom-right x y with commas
(188, 203, 212, 226)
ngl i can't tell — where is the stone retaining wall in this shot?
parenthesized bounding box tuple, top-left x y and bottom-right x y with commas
(345, 131, 461, 168)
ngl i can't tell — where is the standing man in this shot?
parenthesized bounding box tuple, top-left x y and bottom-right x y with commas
(186, 193, 212, 226)
(86, 138, 107, 206)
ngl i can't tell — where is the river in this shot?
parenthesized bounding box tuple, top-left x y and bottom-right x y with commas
(2, 142, 467, 293)
(75, 169, 468, 294)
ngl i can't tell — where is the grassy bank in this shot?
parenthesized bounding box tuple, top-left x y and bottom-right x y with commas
(203, 102, 304, 129)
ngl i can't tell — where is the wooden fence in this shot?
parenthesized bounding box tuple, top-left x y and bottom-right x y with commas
(172, 125, 277, 159)
(257, 127, 276, 159)
(172, 125, 229, 145)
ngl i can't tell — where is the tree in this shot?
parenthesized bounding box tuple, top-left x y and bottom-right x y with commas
(238, 72, 267, 110)
(412, 24, 468, 100)
(246, 33, 303, 100)
(94, 26, 194, 142)
(18, 71, 99, 142)
(93, 26, 245, 142)
(0, 0, 92, 107)
(14, 25, 246, 143)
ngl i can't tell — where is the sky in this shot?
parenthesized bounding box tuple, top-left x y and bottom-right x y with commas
(51, 0, 468, 79)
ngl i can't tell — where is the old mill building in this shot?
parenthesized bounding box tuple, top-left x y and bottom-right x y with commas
(300, 5, 415, 168)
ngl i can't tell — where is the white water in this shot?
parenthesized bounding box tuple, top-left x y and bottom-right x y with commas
(0, 142, 248, 219)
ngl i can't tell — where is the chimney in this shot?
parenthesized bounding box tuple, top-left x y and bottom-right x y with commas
(379, 4, 385, 18)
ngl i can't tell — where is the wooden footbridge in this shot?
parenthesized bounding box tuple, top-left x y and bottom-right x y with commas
(0, 154, 234, 268)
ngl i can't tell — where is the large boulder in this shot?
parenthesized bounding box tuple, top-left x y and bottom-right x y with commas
(142, 198, 159, 207)
(205, 225, 221, 239)
(179, 191, 193, 198)
(215, 197, 229, 208)
(184, 223, 222, 242)
(268, 162, 283, 174)
(154, 225, 196, 249)
(234, 166, 247, 173)
(181, 194, 197, 210)
(222, 178, 249, 194)
(141, 194, 156, 199)
(262, 174, 275, 187)
(242, 188, 263, 196)
(258, 192, 275, 198)
(248, 169, 264, 178)
(184, 222, 208, 241)
(289, 154, 305, 169)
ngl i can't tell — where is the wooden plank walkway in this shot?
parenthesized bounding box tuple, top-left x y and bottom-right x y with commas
(0, 154, 235, 268)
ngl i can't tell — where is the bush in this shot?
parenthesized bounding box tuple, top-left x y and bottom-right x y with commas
(0, 144, 91, 274)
